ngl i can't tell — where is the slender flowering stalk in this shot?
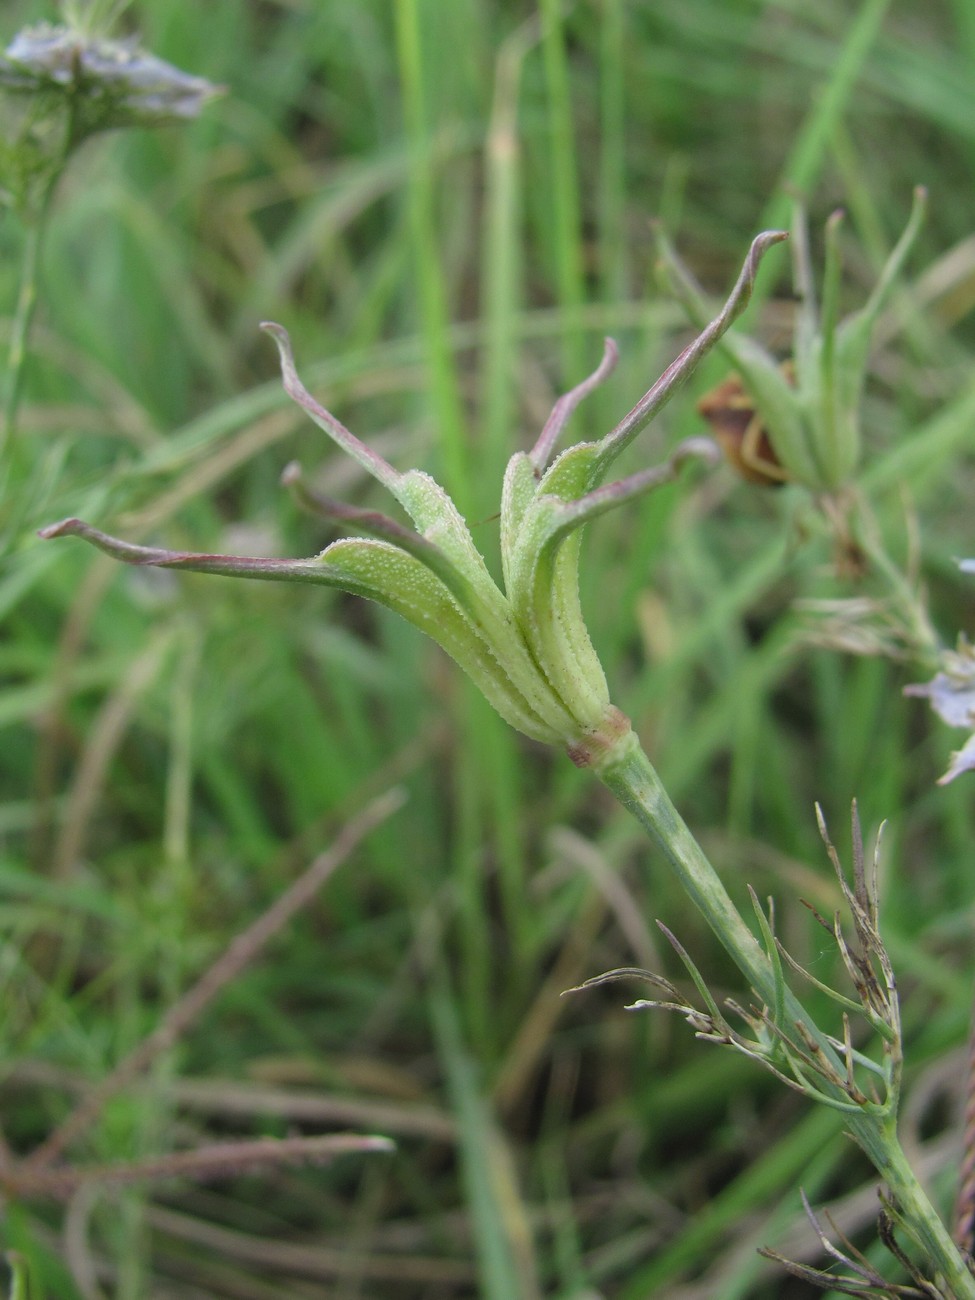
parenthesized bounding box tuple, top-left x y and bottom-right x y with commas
(40, 229, 975, 1294)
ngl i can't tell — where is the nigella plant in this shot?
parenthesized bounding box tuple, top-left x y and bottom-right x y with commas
(40, 232, 975, 1296)
(661, 189, 927, 494)
(41, 231, 783, 763)
(0, 18, 219, 219)
(0, 7, 219, 481)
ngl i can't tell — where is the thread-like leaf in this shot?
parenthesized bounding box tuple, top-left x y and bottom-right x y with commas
(528, 337, 618, 472)
(281, 460, 470, 601)
(37, 519, 565, 742)
(595, 229, 788, 477)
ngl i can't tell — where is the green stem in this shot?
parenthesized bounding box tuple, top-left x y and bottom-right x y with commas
(594, 727, 975, 1297)
(0, 174, 59, 553)
(2, 67, 79, 462)
(1, 91, 75, 526)
(0, 185, 51, 465)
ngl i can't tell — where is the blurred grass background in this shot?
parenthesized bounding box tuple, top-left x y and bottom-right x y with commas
(1, 0, 975, 1296)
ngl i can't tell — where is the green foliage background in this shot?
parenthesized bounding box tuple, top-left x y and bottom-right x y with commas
(1, 0, 975, 1295)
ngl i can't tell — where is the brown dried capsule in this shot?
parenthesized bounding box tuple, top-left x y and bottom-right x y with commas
(697, 372, 791, 487)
